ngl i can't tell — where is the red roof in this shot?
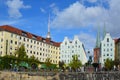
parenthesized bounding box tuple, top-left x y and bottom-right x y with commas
(0, 25, 60, 47)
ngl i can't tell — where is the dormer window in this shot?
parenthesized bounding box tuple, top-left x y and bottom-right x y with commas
(22, 32, 27, 36)
(32, 35, 36, 39)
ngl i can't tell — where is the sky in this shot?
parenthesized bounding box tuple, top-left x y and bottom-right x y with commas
(0, 0, 120, 55)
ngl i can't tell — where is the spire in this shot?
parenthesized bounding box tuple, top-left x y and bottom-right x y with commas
(46, 14, 51, 39)
(103, 22, 106, 39)
(95, 26, 100, 48)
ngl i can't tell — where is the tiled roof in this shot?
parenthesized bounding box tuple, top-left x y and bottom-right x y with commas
(0, 25, 60, 47)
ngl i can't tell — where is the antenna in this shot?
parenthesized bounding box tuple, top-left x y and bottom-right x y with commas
(48, 14, 50, 33)
(46, 14, 51, 39)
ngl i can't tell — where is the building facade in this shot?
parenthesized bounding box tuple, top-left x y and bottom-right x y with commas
(115, 38, 120, 60)
(100, 33, 115, 67)
(0, 25, 60, 64)
(60, 36, 87, 65)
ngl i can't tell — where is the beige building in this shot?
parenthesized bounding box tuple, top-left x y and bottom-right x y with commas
(0, 25, 60, 64)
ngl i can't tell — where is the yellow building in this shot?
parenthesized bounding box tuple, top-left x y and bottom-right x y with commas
(0, 25, 60, 64)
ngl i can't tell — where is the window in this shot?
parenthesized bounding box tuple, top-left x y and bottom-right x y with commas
(15, 41, 17, 45)
(104, 44, 105, 46)
(34, 52, 35, 54)
(111, 44, 112, 46)
(104, 59, 106, 61)
(40, 53, 42, 55)
(111, 49, 112, 51)
(68, 46, 70, 48)
(27, 39, 29, 42)
(75, 41, 77, 44)
(104, 49, 105, 51)
(11, 40, 13, 44)
(107, 54, 109, 56)
(20, 36, 22, 40)
(107, 38, 109, 42)
(1, 38, 3, 42)
(65, 42, 67, 45)
(24, 38, 25, 41)
(1, 45, 3, 48)
(11, 33, 13, 37)
(34, 41, 36, 44)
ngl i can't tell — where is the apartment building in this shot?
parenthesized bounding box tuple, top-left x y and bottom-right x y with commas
(60, 36, 87, 65)
(0, 25, 60, 64)
(100, 33, 115, 67)
(114, 38, 120, 60)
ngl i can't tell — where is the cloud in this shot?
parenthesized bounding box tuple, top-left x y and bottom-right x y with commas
(6, 0, 31, 19)
(51, 1, 106, 28)
(78, 32, 96, 49)
(40, 8, 46, 13)
(50, 3, 59, 15)
(51, 0, 120, 37)
(87, 0, 97, 3)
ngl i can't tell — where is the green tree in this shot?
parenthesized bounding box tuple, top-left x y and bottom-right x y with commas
(45, 57, 52, 68)
(69, 54, 82, 71)
(59, 61, 65, 69)
(104, 58, 114, 70)
(15, 44, 27, 59)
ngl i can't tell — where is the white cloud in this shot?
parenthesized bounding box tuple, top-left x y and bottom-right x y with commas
(87, 0, 97, 3)
(51, 0, 120, 37)
(77, 32, 96, 56)
(50, 3, 59, 15)
(6, 0, 31, 18)
(51, 1, 107, 28)
(40, 8, 46, 13)
(51, 0, 120, 50)
(78, 32, 96, 49)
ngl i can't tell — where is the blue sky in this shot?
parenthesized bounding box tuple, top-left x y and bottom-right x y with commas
(0, 0, 120, 55)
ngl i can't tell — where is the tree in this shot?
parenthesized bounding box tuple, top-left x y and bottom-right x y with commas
(45, 57, 52, 69)
(15, 44, 27, 59)
(104, 58, 114, 70)
(59, 61, 65, 69)
(69, 54, 82, 71)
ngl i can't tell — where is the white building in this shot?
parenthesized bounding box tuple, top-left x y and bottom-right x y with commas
(100, 33, 115, 67)
(60, 36, 87, 65)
